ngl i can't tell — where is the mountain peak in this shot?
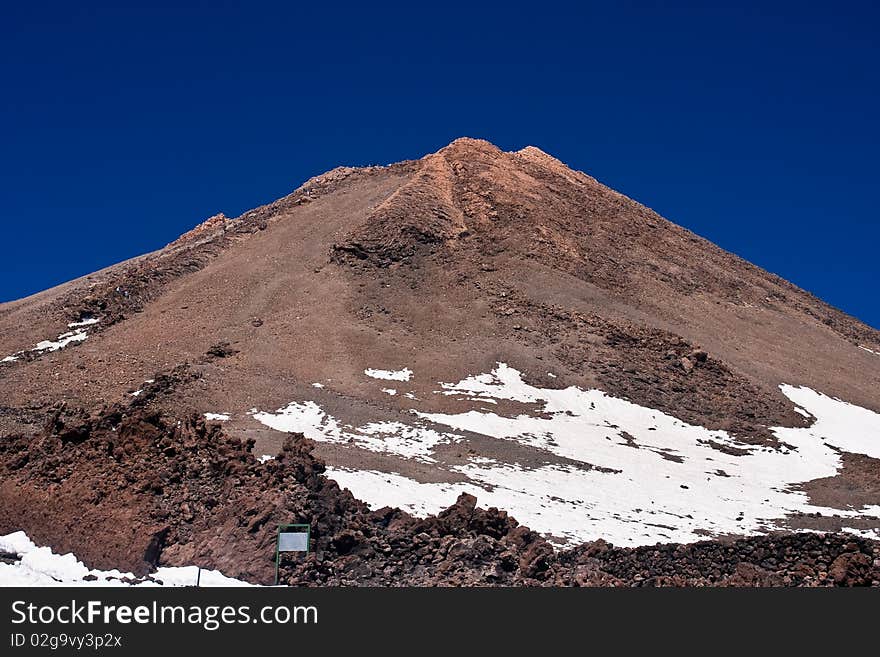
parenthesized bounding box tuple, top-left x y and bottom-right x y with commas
(516, 144, 567, 168)
(432, 139, 586, 186)
(516, 144, 553, 159)
(441, 136, 499, 149)
(435, 136, 503, 160)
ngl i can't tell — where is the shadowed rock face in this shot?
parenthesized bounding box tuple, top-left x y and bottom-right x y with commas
(1, 138, 878, 585)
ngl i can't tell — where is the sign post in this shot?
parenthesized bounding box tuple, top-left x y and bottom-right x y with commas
(274, 524, 311, 585)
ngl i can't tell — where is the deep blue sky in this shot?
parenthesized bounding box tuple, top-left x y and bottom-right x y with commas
(2, 2, 878, 328)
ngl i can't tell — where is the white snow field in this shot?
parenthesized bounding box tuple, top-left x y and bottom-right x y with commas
(364, 367, 413, 381)
(251, 401, 461, 463)
(67, 317, 100, 328)
(0, 531, 250, 587)
(1, 319, 100, 363)
(255, 363, 880, 548)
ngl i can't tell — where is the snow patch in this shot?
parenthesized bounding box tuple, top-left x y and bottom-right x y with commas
(0, 531, 251, 587)
(776, 384, 880, 459)
(365, 367, 413, 382)
(839, 527, 880, 541)
(68, 317, 100, 328)
(204, 413, 230, 421)
(859, 345, 878, 355)
(381, 388, 397, 396)
(132, 379, 157, 397)
(251, 403, 460, 462)
(326, 468, 463, 517)
(2, 322, 98, 363)
(33, 329, 88, 352)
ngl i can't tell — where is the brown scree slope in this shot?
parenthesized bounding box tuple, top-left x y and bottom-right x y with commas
(1, 138, 877, 435)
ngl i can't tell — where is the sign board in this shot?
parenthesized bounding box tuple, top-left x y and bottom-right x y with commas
(278, 531, 309, 552)
(274, 524, 310, 585)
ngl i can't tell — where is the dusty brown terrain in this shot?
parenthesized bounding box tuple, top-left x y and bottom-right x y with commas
(1, 138, 878, 585)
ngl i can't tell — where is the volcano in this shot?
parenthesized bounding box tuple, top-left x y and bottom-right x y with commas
(1, 138, 879, 586)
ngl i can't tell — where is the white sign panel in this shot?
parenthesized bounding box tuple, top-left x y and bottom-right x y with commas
(278, 531, 309, 552)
